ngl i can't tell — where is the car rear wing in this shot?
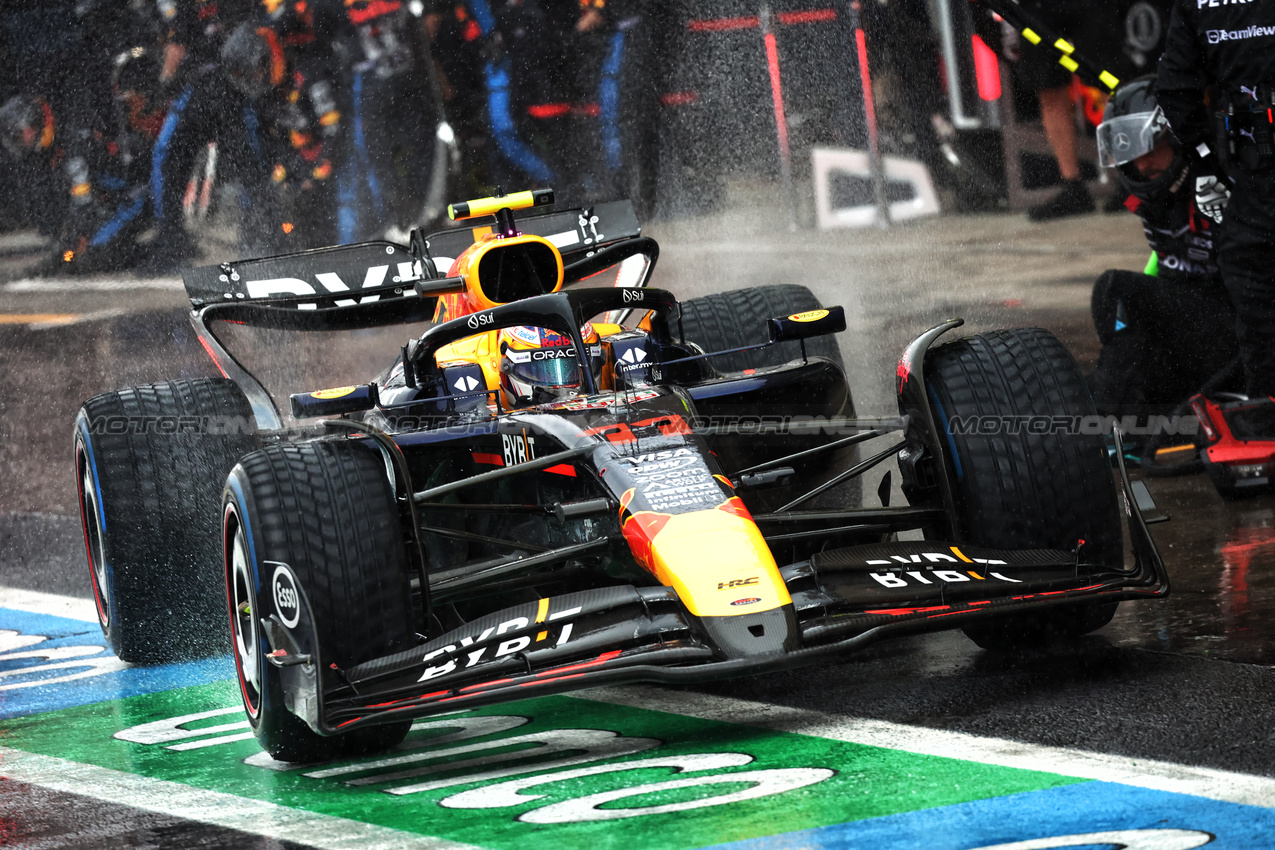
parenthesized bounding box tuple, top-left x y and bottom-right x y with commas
(179, 200, 648, 431)
(181, 199, 644, 311)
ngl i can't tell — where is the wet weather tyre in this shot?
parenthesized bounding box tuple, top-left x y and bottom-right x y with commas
(678, 285, 843, 372)
(224, 439, 415, 763)
(925, 328, 1122, 650)
(74, 378, 258, 664)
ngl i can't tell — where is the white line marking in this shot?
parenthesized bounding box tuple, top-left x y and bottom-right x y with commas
(167, 732, 257, 751)
(0, 586, 99, 623)
(27, 308, 130, 329)
(3, 277, 184, 293)
(0, 748, 478, 850)
(573, 686, 1275, 809)
(0, 232, 49, 252)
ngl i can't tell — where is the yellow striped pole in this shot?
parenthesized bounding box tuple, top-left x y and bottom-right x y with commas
(973, 0, 1121, 93)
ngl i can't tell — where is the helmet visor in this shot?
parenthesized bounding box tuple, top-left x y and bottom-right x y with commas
(504, 349, 580, 388)
(1097, 108, 1165, 168)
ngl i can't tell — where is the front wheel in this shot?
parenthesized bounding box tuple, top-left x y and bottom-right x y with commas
(925, 328, 1122, 649)
(224, 439, 416, 762)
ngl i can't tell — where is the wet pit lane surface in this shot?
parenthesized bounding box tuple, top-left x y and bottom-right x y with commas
(3, 210, 1275, 847)
(0, 778, 310, 850)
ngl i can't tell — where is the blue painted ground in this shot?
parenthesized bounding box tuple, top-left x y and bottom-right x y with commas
(713, 781, 1275, 848)
(0, 606, 233, 719)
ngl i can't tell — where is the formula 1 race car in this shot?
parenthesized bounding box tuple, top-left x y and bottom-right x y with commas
(74, 190, 1170, 762)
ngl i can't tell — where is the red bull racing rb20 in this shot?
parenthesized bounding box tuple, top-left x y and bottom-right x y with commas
(74, 190, 1170, 762)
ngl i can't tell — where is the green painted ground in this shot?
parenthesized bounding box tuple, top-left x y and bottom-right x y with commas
(1, 681, 1089, 849)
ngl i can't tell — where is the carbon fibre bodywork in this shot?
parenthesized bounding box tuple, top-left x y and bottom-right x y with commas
(184, 202, 1169, 740)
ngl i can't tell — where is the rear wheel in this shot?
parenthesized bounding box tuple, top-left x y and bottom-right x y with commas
(925, 328, 1122, 649)
(74, 378, 257, 663)
(224, 439, 415, 762)
(678, 284, 843, 372)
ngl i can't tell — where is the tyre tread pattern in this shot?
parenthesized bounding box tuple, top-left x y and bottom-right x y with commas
(928, 328, 1121, 561)
(80, 377, 256, 662)
(235, 441, 412, 670)
(926, 329, 1121, 648)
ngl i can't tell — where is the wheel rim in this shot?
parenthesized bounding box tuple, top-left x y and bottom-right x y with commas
(228, 516, 261, 717)
(77, 449, 109, 628)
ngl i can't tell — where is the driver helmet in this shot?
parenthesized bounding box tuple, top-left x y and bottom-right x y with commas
(498, 323, 603, 407)
(1096, 76, 1188, 205)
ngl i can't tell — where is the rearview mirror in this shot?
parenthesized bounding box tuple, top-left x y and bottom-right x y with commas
(767, 306, 846, 343)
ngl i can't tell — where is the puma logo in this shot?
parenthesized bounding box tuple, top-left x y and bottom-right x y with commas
(1241, 128, 1256, 142)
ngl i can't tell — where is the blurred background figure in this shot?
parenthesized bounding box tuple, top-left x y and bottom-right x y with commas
(148, 0, 278, 269)
(0, 1, 155, 272)
(0, 83, 155, 274)
(426, 2, 492, 198)
(0, 0, 1193, 271)
(463, 0, 565, 194)
(571, 0, 658, 216)
(220, 5, 346, 249)
(334, 0, 440, 241)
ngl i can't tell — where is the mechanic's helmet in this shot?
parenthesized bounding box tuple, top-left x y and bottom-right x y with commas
(0, 95, 47, 159)
(498, 324, 603, 407)
(220, 23, 283, 99)
(1096, 76, 1188, 203)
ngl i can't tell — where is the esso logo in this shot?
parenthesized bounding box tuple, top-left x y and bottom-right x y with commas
(622, 288, 644, 303)
(730, 597, 762, 607)
(788, 310, 828, 323)
(467, 312, 495, 330)
(271, 563, 301, 629)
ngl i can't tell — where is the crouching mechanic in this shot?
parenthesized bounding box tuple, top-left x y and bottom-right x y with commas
(0, 93, 152, 274)
(1087, 77, 1237, 421)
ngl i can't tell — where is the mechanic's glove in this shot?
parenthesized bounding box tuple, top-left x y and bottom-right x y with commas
(1194, 175, 1230, 224)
